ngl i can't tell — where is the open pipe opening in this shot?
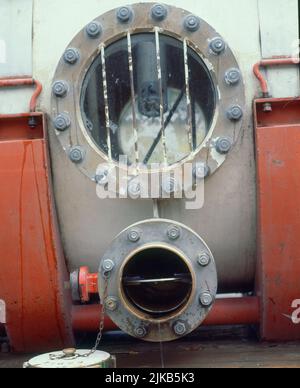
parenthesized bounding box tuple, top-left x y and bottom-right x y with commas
(121, 247, 193, 319)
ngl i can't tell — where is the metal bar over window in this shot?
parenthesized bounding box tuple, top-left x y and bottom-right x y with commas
(155, 27, 168, 165)
(127, 31, 140, 168)
(183, 38, 193, 152)
(100, 44, 112, 160)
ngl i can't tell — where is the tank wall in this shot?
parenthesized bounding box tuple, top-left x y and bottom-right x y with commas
(0, 0, 299, 291)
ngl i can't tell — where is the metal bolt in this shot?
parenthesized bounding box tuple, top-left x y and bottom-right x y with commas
(102, 259, 115, 273)
(117, 6, 133, 23)
(86, 21, 102, 38)
(167, 225, 181, 241)
(225, 68, 241, 85)
(28, 116, 37, 129)
(173, 321, 187, 336)
(69, 146, 85, 164)
(210, 37, 226, 55)
(199, 292, 214, 307)
(162, 177, 177, 195)
(216, 137, 232, 155)
(63, 48, 80, 65)
(151, 4, 168, 21)
(227, 105, 243, 121)
(128, 180, 141, 199)
(128, 229, 141, 243)
(134, 326, 147, 339)
(193, 163, 210, 180)
(95, 166, 109, 186)
(263, 102, 272, 112)
(52, 81, 68, 97)
(184, 15, 200, 32)
(54, 113, 71, 131)
(198, 253, 211, 267)
(105, 297, 118, 312)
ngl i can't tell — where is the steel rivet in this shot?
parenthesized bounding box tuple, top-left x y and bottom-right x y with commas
(63, 48, 80, 65)
(216, 137, 232, 155)
(227, 105, 243, 121)
(199, 292, 214, 307)
(151, 4, 168, 21)
(69, 146, 85, 164)
(52, 81, 68, 98)
(117, 6, 133, 23)
(225, 68, 241, 85)
(86, 21, 102, 38)
(184, 15, 200, 32)
(54, 113, 71, 131)
(173, 321, 187, 336)
(210, 37, 226, 55)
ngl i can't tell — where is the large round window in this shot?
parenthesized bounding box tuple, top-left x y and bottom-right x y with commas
(80, 33, 216, 166)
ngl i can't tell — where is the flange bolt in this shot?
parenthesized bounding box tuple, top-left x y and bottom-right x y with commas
(225, 68, 241, 85)
(216, 137, 232, 155)
(117, 7, 133, 23)
(200, 292, 214, 307)
(227, 105, 243, 121)
(54, 113, 71, 131)
(105, 297, 118, 312)
(102, 259, 115, 273)
(173, 321, 187, 336)
(210, 37, 226, 55)
(193, 163, 210, 180)
(184, 15, 200, 32)
(52, 81, 68, 98)
(167, 225, 181, 241)
(69, 146, 85, 164)
(134, 326, 147, 338)
(151, 4, 168, 21)
(198, 253, 211, 267)
(63, 48, 80, 65)
(86, 21, 102, 38)
(128, 229, 141, 243)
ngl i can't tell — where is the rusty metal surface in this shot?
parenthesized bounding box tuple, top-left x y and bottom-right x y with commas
(0, 113, 74, 352)
(255, 97, 300, 341)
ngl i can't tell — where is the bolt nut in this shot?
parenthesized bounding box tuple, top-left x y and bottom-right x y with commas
(63, 48, 80, 65)
(117, 6, 133, 23)
(225, 68, 241, 85)
(105, 297, 118, 312)
(167, 225, 181, 241)
(128, 179, 141, 199)
(86, 21, 102, 38)
(173, 321, 187, 336)
(102, 259, 115, 273)
(128, 229, 141, 243)
(227, 105, 243, 121)
(210, 37, 226, 55)
(95, 166, 109, 186)
(162, 177, 177, 195)
(193, 163, 210, 180)
(198, 253, 211, 267)
(69, 146, 85, 164)
(216, 137, 232, 155)
(151, 4, 168, 21)
(134, 326, 147, 338)
(199, 292, 214, 307)
(184, 15, 200, 32)
(54, 113, 71, 131)
(52, 81, 68, 98)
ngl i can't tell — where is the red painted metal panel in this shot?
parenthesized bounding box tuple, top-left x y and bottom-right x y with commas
(0, 114, 74, 352)
(255, 98, 300, 341)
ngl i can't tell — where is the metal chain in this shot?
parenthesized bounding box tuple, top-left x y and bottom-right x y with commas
(49, 276, 109, 361)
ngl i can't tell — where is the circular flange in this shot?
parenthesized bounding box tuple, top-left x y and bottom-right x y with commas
(98, 219, 218, 342)
(51, 2, 245, 187)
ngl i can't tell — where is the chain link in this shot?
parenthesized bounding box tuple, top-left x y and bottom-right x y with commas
(49, 276, 109, 361)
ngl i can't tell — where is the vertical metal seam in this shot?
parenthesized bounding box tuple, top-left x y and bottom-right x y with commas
(183, 38, 193, 152)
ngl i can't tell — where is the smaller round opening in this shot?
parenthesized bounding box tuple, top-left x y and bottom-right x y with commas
(121, 246, 193, 319)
